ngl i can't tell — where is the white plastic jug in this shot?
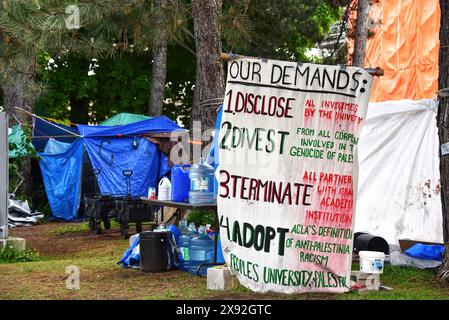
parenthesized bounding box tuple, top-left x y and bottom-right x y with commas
(158, 177, 172, 201)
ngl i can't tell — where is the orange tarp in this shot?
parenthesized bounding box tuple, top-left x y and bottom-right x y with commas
(349, 0, 440, 102)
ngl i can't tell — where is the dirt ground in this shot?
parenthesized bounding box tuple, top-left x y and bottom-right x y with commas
(0, 221, 448, 300)
(9, 222, 125, 258)
(0, 222, 303, 300)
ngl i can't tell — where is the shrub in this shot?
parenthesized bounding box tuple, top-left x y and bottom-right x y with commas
(187, 210, 216, 227)
(0, 246, 40, 263)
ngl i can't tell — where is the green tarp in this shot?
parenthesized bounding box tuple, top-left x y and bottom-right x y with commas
(9, 125, 34, 158)
(100, 113, 151, 126)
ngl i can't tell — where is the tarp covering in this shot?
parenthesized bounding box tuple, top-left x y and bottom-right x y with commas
(34, 114, 182, 220)
(9, 125, 34, 158)
(38, 139, 83, 220)
(83, 137, 163, 197)
(100, 113, 151, 126)
(349, 0, 440, 102)
(77, 115, 183, 137)
(356, 98, 443, 244)
(33, 117, 79, 152)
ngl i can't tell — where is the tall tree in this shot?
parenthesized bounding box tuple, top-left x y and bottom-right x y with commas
(148, 0, 168, 116)
(437, 0, 449, 281)
(191, 0, 225, 131)
(0, 0, 116, 200)
(352, 0, 369, 67)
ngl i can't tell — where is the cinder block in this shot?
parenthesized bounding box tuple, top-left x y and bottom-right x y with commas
(350, 271, 380, 291)
(207, 266, 238, 291)
(0, 237, 26, 251)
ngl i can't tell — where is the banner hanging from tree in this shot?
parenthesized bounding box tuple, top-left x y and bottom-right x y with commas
(217, 57, 373, 294)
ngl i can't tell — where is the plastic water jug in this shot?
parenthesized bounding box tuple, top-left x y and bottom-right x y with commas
(158, 176, 171, 201)
(188, 228, 214, 276)
(171, 164, 191, 202)
(178, 234, 192, 271)
(189, 158, 215, 204)
(178, 223, 197, 272)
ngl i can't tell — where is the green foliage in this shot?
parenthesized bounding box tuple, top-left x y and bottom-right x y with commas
(35, 52, 149, 123)
(2, 0, 342, 126)
(0, 246, 40, 264)
(163, 46, 196, 128)
(223, 0, 342, 62)
(187, 210, 216, 227)
(35, 46, 194, 126)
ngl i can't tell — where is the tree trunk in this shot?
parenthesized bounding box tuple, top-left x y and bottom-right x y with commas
(2, 78, 34, 125)
(437, 0, 449, 281)
(148, 0, 168, 117)
(352, 0, 370, 67)
(2, 76, 35, 201)
(191, 0, 225, 131)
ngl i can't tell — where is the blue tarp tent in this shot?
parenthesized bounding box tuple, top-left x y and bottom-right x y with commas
(38, 139, 84, 220)
(33, 115, 183, 220)
(33, 117, 79, 151)
(83, 137, 163, 197)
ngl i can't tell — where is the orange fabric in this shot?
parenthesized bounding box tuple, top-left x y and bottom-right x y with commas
(348, 0, 440, 102)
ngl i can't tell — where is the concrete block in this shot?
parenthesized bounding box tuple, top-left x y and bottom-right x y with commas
(207, 266, 238, 291)
(0, 237, 26, 251)
(350, 271, 380, 291)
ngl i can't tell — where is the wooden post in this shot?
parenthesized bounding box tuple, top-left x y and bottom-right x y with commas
(437, 0, 449, 281)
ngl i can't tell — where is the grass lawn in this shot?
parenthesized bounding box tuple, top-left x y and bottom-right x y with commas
(0, 222, 447, 300)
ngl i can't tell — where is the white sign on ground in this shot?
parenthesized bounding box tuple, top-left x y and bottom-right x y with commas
(217, 58, 373, 293)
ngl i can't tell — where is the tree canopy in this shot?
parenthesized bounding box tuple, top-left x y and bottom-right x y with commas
(1, 0, 343, 125)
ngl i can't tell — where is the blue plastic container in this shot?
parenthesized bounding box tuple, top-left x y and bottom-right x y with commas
(167, 224, 181, 244)
(178, 224, 198, 272)
(189, 159, 215, 204)
(188, 234, 215, 276)
(178, 234, 192, 271)
(216, 236, 225, 264)
(171, 164, 191, 202)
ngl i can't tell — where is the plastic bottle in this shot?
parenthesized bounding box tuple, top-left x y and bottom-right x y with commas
(178, 222, 197, 272)
(188, 225, 214, 276)
(189, 158, 215, 204)
(178, 219, 189, 234)
(158, 176, 172, 201)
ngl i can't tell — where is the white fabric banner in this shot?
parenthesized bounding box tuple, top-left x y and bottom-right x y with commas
(217, 57, 373, 293)
(356, 98, 443, 244)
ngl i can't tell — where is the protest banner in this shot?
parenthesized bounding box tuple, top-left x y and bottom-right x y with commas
(217, 57, 373, 293)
